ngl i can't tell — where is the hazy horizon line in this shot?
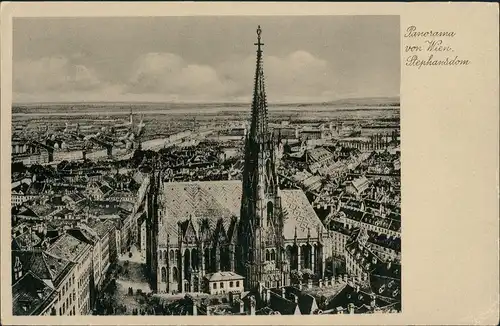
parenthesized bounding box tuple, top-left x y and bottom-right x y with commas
(12, 95, 400, 107)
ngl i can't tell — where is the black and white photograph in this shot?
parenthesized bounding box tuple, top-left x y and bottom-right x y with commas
(10, 15, 401, 316)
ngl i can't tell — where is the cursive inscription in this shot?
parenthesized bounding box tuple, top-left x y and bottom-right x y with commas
(404, 25, 456, 38)
(403, 25, 470, 69)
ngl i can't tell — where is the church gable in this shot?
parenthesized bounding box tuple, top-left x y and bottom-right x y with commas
(158, 181, 242, 247)
(227, 218, 239, 244)
(182, 218, 198, 244)
(213, 219, 228, 245)
(198, 218, 215, 244)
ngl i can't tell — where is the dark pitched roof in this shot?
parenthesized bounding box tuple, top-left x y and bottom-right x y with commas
(12, 250, 75, 288)
(286, 287, 319, 315)
(12, 272, 57, 316)
(12, 183, 30, 194)
(370, 261, 401, 301)
(269, 291, 301, 315)
(67, 228, 98, 246)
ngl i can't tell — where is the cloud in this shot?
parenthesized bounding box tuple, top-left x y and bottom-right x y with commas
(14, 56, 102, 93)
(13, 50, 348, 103)
(266, 51, 334, 101)
(126, 52, 238, 101)
(125, 50, 337, 103)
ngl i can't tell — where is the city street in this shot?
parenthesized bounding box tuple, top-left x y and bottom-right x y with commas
(106, 246, 152, 315)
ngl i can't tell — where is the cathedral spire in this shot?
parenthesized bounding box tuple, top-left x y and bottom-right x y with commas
(249, 25, 269, 143)
(237, 26, 285, 291)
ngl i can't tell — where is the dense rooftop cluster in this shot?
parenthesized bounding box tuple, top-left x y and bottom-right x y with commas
(11, 122, 401, 316)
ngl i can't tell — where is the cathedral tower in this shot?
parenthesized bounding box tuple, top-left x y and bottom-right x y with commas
(236, 26, 285, 290)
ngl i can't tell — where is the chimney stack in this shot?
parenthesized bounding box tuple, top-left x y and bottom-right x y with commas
(250, 296, 256, 316)
(239, 300, 244, 314)
(348, 303, 355, 314)
(370, 293, 376, 308)
(262, 288, 268, 304)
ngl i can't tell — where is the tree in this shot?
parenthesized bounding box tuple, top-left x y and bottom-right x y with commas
(290, 269, 303, 284)
(302, 268, 315, 280)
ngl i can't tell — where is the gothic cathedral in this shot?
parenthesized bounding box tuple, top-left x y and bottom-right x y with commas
(236, 26, 288, 290)
(148, 26, 327, 295)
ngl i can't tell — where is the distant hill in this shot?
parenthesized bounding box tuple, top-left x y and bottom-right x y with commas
(12, 96, 400, 113)
(277, 96, 400, 108)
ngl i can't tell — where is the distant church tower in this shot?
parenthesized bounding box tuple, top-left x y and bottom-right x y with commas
(236, 26, 286, 290)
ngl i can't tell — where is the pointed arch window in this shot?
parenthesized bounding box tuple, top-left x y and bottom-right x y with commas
(172, 267, 179, 282)
(266, 159, 274, 188)
(161, 267, 167, 282)
(267, 201, 274, 226)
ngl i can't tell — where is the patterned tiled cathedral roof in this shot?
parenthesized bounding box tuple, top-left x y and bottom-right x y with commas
(157, 180, 326, 246)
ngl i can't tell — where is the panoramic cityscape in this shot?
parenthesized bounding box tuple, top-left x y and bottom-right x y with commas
(11, 17, 401, 316)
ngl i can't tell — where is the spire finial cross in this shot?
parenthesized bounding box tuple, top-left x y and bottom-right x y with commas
(254, 25, 264, 50)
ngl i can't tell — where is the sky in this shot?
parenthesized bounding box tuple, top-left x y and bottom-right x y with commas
(13, 16, 400, 104)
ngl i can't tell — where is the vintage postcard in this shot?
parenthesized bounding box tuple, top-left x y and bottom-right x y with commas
(1, 2, 498, 326)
